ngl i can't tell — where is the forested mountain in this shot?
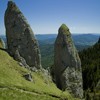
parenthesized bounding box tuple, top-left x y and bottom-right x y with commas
(79, 39, 100, 99)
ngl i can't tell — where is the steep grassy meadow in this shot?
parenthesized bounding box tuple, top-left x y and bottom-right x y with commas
(0, 49, 79, 100)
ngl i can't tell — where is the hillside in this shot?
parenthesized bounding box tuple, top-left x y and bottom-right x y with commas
(79, 41, 100, 99)
(0, 49, 78, 100)
(79, 42, 100, 90)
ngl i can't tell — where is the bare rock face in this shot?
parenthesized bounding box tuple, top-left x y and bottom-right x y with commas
(4, 1, 42, 69)
(52, 24, 83, 98)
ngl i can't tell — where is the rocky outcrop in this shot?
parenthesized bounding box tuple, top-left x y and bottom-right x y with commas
(23, 73, 33, 82)
(4, 1, 42, 69)
(52, 24, 83, 98)
(0, 38, 5, 48)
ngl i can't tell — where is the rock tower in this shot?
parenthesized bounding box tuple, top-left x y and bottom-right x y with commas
(52, 24, 83, 98)
(4, 1, 42, 69)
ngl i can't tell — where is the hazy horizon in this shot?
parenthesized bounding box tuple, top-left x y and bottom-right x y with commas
(0, 33, 100, 36)
(0, 0, 100, 35)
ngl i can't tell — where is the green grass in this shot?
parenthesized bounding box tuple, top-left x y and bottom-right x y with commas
(0, 88, 59, 100)
(0, 49, 77, 100)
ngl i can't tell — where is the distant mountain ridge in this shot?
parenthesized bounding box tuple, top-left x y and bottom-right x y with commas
(0, 34, 100, 46)
(36, 34, 100, 46)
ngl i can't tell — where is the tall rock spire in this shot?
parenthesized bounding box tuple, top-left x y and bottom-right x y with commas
(4, 1, 42, 69)
(52, 24, 83, 98)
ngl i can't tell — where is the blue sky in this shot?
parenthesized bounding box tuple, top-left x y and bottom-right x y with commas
(0, 0, 100, 34)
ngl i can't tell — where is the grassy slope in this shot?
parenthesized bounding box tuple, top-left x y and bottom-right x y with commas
(0, 49, 78, 100)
